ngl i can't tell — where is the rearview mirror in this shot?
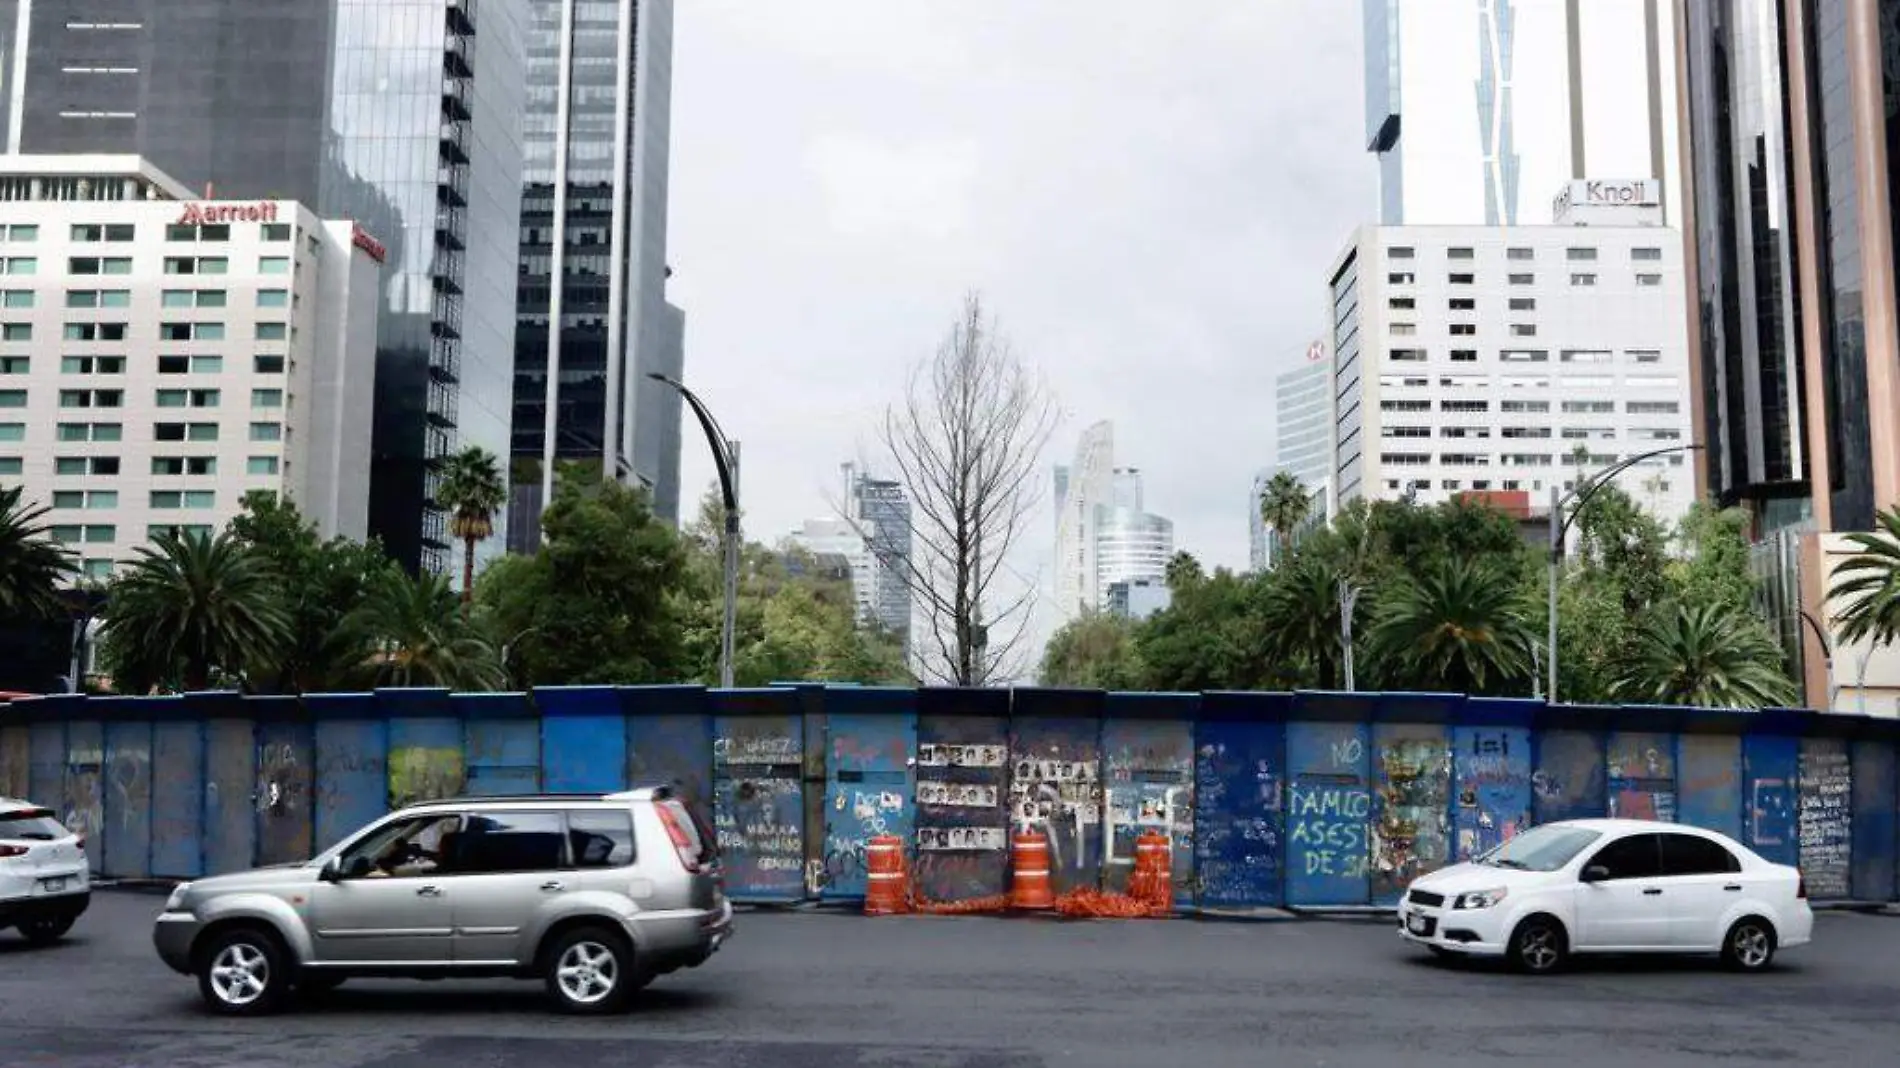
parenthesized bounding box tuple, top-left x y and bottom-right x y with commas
(318, 856, 342, 883)
(1580, 864, 1611, 884)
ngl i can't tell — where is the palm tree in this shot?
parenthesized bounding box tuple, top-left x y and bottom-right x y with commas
(1258, 472, 1312, 555)
(1829, 507, 1900, 648)
(1369, 557, 1536, 695)
(1612, 603, 1797, 709)
(1164, 551, 1205, 592)
(0, 486, 76, 621)
(100, 530, 289, 691)
(436, 446, 506, 611)
(348, 568, 503, 690)
(1258, 554, 1353, 689)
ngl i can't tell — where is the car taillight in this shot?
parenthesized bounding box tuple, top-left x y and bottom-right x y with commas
(0, 844, 26, 858)
(655, 805, 701, 874)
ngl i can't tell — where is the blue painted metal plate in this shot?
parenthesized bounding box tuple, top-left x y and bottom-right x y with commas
(1797, 737, 1852, 899)
(1009, 709, 1105, 894)
(712, 691, 805, 902)
(1101, 715, 1194, 902)
(466, 717, 540, 797)
(26, 722, 62, 810)
(1534, 729, 1606, 824)
(821, 689, 916, 900)
(1285, 721, 1371, 907)
(102, 718, 153, 879)
(912, 699, 1010, 903)
(1607, 731, 1677, 822)
(1851, 740, 1895, 902)
(623, 687, 712, 820)
(386, 710, 465, 810)
(150, 720, 204, 878)
(1193, 718, 1284, 908)
(254, 719, 313, 867)
(1371, 722, 1450, 905)
(312, 715, 387, 852)
(539, 687, 627, 793)
(1743, 734, 1799, 868)
(1451, 725, 1531, 862)
(1675, 735, 1742, 839)
(63, 719, 103, 872)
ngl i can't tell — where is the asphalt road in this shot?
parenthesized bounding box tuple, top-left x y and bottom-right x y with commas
(1, 891, 1897, 1067)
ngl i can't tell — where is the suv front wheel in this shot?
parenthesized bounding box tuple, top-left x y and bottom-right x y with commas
(543, 926, 637, 1014)
(196, 926, 290, 1016)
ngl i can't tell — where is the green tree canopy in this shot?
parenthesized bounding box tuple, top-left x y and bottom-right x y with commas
(1612, 603, 1797, 709)
(100, 530, 290, 692)
(0, 485, 75, 622)
(1038, 610, 1146, 690)
(437, 446, 506, 610)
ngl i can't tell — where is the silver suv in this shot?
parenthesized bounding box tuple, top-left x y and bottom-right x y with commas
(153, 788, 731, 1015)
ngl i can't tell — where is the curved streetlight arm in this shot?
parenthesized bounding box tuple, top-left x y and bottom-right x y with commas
(1554, 443, 1707, 548)
(1797, 609, 1833, 659)
(649, 373, 736, 512)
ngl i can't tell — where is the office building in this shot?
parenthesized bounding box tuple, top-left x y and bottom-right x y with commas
(1677, 1, 1900, 713)
(1253, 341, 1335, 570)
(1095, 468, 1174, 606)
(509, 0, 680, 546)
(1325, 208, 1696, 525)
(1052, 420, 1116, 622)
(0, 0, 529, 575)
(1364, 0, 1683, 227)
(1106, 577, 1172, 622)
(788, 464, 913, 651)
(0, 156, 381, 580)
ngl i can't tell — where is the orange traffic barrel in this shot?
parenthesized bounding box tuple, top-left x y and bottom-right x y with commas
(1010, 829, 1055, 910)
(1147, 833, 1174, 911)
(864, 834, 910, 915)
(1129, 830, 1162, 900)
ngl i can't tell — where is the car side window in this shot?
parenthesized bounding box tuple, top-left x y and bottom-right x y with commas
(1659, 833, 1740, 876)
(567, 809, 636, 869)
(1585, 833, 1662, 880)
(453, 811, 568, 874)
(338, 814, 462, 879)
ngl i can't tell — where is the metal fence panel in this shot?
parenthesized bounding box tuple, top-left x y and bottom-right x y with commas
(1193, 710, 1285, 908)
(1451, 725, 1532, 861)
(821, 688, 916, 900)
(1285, 720, 1372, 907)
(1607, 731, 1677, 822)
(1534, 729, 1606, 824)
(912, 688, 1010, 903)
(1742, 734, 1799, 868)
(1798, 736, 1852, 900)
(382, 690, 465, 810)
(150, 719, 204, 878)
(1675, 734, 1742, 840)
(309, 697, 387, 853)
(1102, 698, 1195, 904)
(101, 712, 153, 879)
(1009, 690, 1106, 894)
(1851, 740, 1896, 902)
(1371, 721, 1450, 905)
(253, 711, 313, 867)
(63, 717, 103, 872)
(711, 690, 805, 902)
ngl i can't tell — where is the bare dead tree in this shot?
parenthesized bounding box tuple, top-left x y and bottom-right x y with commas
(849, 294, 1057, 686)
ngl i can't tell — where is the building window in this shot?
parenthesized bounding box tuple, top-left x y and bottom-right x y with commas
(1380, 452, 1431, 466)
(1388, 246, 1416, 259)
(1383, 426, 1432, 438)
(1502, 427, 1551, 439)
(1388, 348, 1426, 362)
(67, 289, 130, 308)
(1560, 350, 1611, 364)
(68, 256, 131, 275)
(1449, 273, 1475, 285)
(60, 356, 124, 374)
(0, 257, 36, 275)
(1381, 399, 1431, 412)
(250, 422, 282, 442)
(1388, 271, 1415, 285)
(1440, 400, 1490, 413)
(1449, 298, 1475, 311)
(262, 223, 292, 242)
(1, 225, 36, 242)
(0, 356, 24, 374)
(259, 256, 290, 275)
(255, 322, 288, 341)
(1509, 273, 1533, 285)
(50, 490, 115, 510)
(164, 256, 227, 275)
(1632, 247, 1663, 261)
(1500, 350, 1548, 363)
(1507, 247, 1533, 261)
(1628, 349, 1662, 363)
(257, 289, 289, 308)
(1448, 247, 1475, 260)
(70, 224, 134, 243)
(1501, 400, 1550, 413)
(150, 490, 216, 509)
(1509, 297, 1535, 311)
(253, 354, 285, 374)
(247, 456, 280, 476)
(1390, 322, 1417, 336)
(1450, 349, 1477, 362)
(160, 322, 224, 341)
(1566, 247, 1598, 261)
(1509, 324, 1536, 337)
(1389, 297, 1415, 310)
(1570, 273, 1597, 286)
(0, 422, 20, 441)
(1, 291, 30, 309)
(1450, 323, 1477, 336)
(1, 324, 28, 341)
(0, 389, 24, 408)
(55, 456, 119, 476)
(1636, 273, 1662, 287)
(252, 389, 284, 409)
(152, 456, 217, 476)
(1627, 401, 1680, 414)
(65, 322, 127, 341)
(1561, 400, 1616, 414)
(59, 389, 121, 408)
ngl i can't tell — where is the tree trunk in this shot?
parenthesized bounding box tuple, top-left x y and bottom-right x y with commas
(461, 536, 476, 615)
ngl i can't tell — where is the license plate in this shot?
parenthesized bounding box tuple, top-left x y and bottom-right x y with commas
(1406, 912, 1430, 935)
(39, 877, 67, 893)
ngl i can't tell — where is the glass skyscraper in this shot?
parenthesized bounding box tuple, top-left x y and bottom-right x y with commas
(0, 0, 528, 574)
(509, 0, 680, 548)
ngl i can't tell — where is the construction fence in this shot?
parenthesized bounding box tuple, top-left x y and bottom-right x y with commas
(0, 685, 1889, 910)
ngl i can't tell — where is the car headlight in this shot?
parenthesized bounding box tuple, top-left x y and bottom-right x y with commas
(1453, 887, 1508, 910)
(164, 883, 190, 911)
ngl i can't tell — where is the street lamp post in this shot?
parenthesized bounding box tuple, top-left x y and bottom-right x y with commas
(649, 373, 740, 689)
(1546, 444, 1705, 705)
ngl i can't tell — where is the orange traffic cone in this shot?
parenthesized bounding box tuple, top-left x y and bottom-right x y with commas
(864, 835, 910, 916)
(1010, 829, 1055, 910)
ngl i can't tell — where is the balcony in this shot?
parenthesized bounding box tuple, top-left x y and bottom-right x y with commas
(429, 336, 460, 384)
(431, 248, 464, 291)
(433, 206, 465, 250)
(431, 293, 463, 339)
(443, 34, 472, 79)
(446, 0, 476, 37)
(439, 119, 470, 165)
(426, 378, 457, 429)
(442, 76, 471, 122)
(436, 163, 468, 207)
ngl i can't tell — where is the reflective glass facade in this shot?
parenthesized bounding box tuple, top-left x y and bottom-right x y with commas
(1683, 0, 1806, 508)
(2, 0, 528, 573)
(510, 0, 678, 546)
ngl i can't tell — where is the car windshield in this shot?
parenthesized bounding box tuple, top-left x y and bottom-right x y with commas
(0, 808, 67, 841)
(1474, 825, 1602, 872)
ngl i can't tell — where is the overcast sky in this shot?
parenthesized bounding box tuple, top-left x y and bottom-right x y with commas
(667, 2, 1374, 646)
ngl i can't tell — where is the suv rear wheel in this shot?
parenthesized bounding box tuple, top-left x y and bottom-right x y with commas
(543, 926, 635, 1015)
(196, 926, 289, 1016)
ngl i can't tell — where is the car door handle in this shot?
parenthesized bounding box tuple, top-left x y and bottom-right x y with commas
(1724, 885, 1742, 892)
(540, 881, 565, 892)
(416, 885, 443, 898)
(1642, 888, 1663, 896)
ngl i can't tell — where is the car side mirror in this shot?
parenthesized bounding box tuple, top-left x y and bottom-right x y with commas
(1580, 864, 1611, 884)
(318, 856, 343, 883)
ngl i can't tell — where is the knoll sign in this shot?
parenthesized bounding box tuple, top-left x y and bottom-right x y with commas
(1551, 179, 1662, 225)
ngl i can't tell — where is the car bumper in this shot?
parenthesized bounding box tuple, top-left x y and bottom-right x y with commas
(1397, 902, 1510, 956)
(0, 889, 90, 928)
(1779, 905, 1815, 949)
(627, 898, 734, 969)
(153, 910, 202, 974)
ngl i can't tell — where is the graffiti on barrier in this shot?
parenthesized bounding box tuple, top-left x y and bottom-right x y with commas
(388, 745, 464, 811)
(1372, 737, 1450, 898)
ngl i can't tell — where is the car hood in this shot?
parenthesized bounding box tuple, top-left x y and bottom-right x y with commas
(182, 862, 317, 894)
(1407, 862, 1556, 895)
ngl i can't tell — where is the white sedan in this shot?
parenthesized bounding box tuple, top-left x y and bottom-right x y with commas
(1398, 818, 1812, 973)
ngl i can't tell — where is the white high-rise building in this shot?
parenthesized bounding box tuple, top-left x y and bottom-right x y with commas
(1095, 467, 1174, 606)
(787, 463, 914, 653)
(1326, 199, 1695, 525)
(1364, 0, 1683, 228)
(1052, 421, 1116, 622)
(0, 156, 383, 582)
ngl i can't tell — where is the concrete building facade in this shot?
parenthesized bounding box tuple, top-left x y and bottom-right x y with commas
(0, 156, 381, 580)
